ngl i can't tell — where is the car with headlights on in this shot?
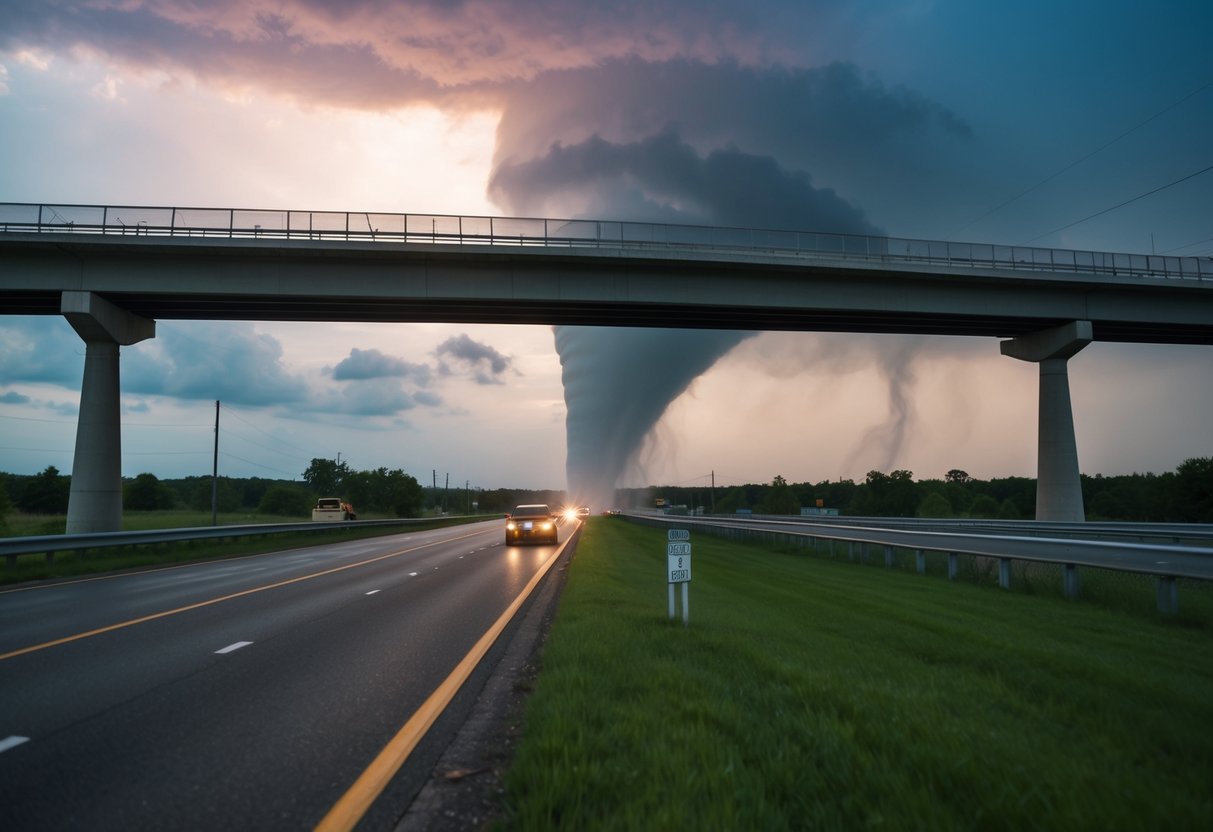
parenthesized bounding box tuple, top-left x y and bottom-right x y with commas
(505, 504, 559, 545)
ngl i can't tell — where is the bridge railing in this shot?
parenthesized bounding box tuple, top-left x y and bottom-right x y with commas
(1, 202, 1209, 282)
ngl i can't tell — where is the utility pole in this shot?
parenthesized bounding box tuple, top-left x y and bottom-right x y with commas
(211, 400, 219, 526)
(711, 470, 716, 514)
(444, 472, 449, 513)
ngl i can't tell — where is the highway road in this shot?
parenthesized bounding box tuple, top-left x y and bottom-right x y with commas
(0, 518, 570, 830)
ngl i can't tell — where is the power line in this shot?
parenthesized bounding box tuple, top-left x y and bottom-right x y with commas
(0, 445, 72, 454)
(946, 78, 1213, 239)
(221, 402, 315, 457)
(1162, 234, 1213, 255)
(1021, 162, 1213, 245)
(0, 412, 76, 425)
(218, 452, 302, 477)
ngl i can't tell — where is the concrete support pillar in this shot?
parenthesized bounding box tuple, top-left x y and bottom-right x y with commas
(1001, 321, 1092, 522)
(62, 292, 155, 533)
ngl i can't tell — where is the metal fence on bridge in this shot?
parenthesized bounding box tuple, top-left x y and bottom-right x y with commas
(3, 201, 1210, 282)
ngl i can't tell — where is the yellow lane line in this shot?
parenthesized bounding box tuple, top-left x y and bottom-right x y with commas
(314, 535, 571, 832)
(0, 528, 494, 662)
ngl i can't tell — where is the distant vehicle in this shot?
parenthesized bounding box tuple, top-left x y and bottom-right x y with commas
(505, 504, 558, 545)
(577, 505, 591, 518)
(312, 497, 356, 521)
(655, 497, 666, 509)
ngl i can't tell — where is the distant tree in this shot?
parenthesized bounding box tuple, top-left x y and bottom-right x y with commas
(388, 470, 425, 517)
(258, 485, 313, 517)
(342, 469, 375, 512)
(303, 458, 350, 496)
(917, 492, 952, 518)
(761, 474, 800, 515)
(18, 466, 71, 514)
(1089, 490, 1127, 520)
(997, 498, 1021, 520)
(856, 469, 918, 517)
(714, 487, 749, 514)
(968, 494, 1000, 518)
(945, 469, 973, 484)
(188, 477, 241, 513)
(124, 473, 175, 510)
(0, 480, 11, 530)
(1172, 457, 1213, 522)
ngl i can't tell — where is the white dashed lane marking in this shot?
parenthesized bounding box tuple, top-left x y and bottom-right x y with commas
(366, 590, 381, 596)
(215, 641, 254, 655)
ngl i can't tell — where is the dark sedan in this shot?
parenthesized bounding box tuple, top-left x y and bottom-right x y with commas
(505, 504, 559, 545)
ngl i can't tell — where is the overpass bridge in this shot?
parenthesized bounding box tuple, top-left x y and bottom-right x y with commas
(2, 202, 1211, 531)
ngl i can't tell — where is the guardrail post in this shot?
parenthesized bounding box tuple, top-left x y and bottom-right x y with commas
(884, 546, 894, 568)
(1063, 564, 1081, 598)
(999, 558, 1012, 589)
(947, 552, 958, 581)
(916, 549, 925, 575)
(1156, 576, 1179, 615)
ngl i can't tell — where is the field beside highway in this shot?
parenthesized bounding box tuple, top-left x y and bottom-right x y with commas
(500, 517, 1213, 830)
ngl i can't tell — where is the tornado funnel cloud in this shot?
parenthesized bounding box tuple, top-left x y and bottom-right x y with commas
(555, 325, 755, 508)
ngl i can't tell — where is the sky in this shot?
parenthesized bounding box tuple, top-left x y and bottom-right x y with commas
(1, 0, 1211, 501)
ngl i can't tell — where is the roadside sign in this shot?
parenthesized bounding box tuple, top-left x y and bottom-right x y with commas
(668, 553, 691, 583)
(667, 541, 691, 584)
(665, 529, 691, 625)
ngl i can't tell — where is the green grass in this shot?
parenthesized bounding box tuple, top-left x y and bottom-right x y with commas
(500, 518, 1213, 830)
(0, 511, 482, 585)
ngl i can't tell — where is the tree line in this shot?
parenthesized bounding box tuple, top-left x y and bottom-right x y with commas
(0, 457, 568, 527)
(626, 457, 1213, 522)
(3, 457, 1210, 529)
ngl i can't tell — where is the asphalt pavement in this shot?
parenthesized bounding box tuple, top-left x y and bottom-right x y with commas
(0, 518, 570, 830)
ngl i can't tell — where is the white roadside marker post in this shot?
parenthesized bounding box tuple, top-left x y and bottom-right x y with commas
(667, 529, 691, 626)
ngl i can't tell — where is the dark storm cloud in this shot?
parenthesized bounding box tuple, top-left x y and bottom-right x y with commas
(0, 1, 825, 108)
(494, 58, 972, 169)
(331, 348, 432, 384)
(1, 4, 971, 217)
(490, 129, 879, 232)
(435, 333, 514, 385)
(0, 390, 31, 404)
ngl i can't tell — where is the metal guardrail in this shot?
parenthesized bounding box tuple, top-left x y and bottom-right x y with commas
(2, 201, 1209, 282)
(625, 513, 1213, 615)
(695, 513, 1213, 547)
(0, 517, 471, 567)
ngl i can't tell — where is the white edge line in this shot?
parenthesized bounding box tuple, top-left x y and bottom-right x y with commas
(0, 736, 31, 753)
(215, 641, 254, 655)
(366, 589, 381, 595)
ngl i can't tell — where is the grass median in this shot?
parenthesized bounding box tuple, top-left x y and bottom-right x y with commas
(500, 517, 1213, 830)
